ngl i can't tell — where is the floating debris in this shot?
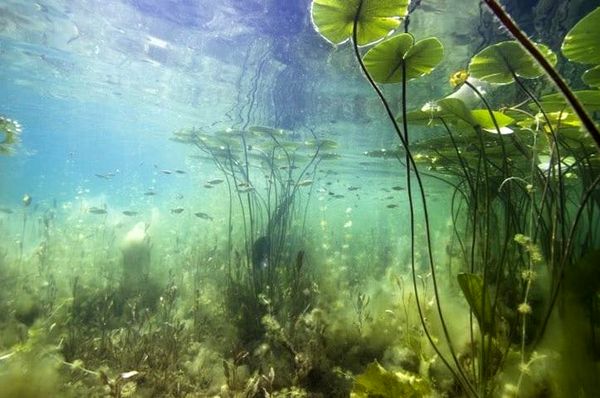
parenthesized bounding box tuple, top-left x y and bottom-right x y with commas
(170, 207, 184, 214)
(207, 178, 224, 185)
(175, 193, 184, 200)
(89, 206, 107, 214)
(344, 220, 353, 228)
(238, 186, 255, 193)
(122, 211, 138, 216)
(194, 212, 213, 221)
(22, 194, 32, 207)
(0, 208, 14, 214)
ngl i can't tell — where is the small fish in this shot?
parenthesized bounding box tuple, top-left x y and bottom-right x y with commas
(194, 212, 213, 221)
(238, 182, 250, 187)
(175, 193, 184, 200)
(175, 169, 186, 174)
(391, 186, 404, 191)
(0, 208, 14, 214)
(204, 184, 214, 189)
(95, 173, 110, 179)
(333, 194, 344, 199)
(22, 194, 32, 207)
(207, 178, 224, 185)
(122, 211, 138, 216)
(89, 207, 107, 214)
(298, 179, 313, 187)
(161, 170, 173, 175)
(385, 195, 394, 200)
(238, 187, 255, 193)
(347, 186, 360, 191)
(387, 204, 398, 209)
(144, 191, 157, 196)
(170, 207, 184, 214)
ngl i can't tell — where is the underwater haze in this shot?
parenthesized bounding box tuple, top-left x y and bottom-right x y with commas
(1, 0, 600, 397)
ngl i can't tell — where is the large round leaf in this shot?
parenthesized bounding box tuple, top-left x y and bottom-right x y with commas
(469, 41, 557, 84)
(562, 7, 600, 65)
(583, 66, 600, 88)
(310, 0, 409, 46)
(363, 34, 444, 83)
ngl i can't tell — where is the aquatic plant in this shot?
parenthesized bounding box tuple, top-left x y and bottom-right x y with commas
(311, 1, 600, 397)
(0, 115, 22, 156)
(173, 125, 325, 341)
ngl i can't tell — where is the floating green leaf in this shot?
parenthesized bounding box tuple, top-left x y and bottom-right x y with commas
(583, 66, 600, 88)
(469, 41, 557, 84)
(457, 273, 495, 335)
(471, 110, 514, 131)
(351, 361, 431, 398)
(310, 0, 409, 46)
(562, 7, 600, 65)
(363, 34, 444, 83)
(536, 90, 600, 113)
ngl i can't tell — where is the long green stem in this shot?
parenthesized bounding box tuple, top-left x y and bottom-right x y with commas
(351, 3, 476, 395)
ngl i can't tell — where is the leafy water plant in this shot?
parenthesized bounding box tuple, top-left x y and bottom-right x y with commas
(311, 0, 600, 397)
(173, 125, 324, 341)
(0, 115, 22, 155)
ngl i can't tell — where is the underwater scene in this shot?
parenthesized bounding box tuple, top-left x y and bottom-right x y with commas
(1, 0, 600, 396)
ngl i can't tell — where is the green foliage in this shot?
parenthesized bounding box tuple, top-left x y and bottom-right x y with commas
(351, 361, 431, 398)
(404, 98, 514, 131)
(457, 273, 495, 335)
(0, 115, 22, 155)
(562, 7, 600, 65)
(582, 66, 600, 88)
(310, 0, 409, 46)
(362, 34, 444, 83)
(536, 90, 600, 113)
(469, 41, 557, 84)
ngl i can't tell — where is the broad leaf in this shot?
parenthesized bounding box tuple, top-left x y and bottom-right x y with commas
(457, 273, 495, 335)
(436, 98, 477, 126)
(562, 7, 600, 65)
(363, 34, 443, 83)
(536, 90, 600, 113)
(469, 41, 557, 84)
(471, 110, 514, 131)
(351, 361, 431, 398)
(311, 0, 410, 46)
(583, 66, 600, 88)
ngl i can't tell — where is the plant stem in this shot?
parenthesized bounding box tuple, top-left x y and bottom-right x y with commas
(482, 0, 600, 149)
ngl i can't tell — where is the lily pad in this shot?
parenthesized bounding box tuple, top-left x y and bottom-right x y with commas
(471, 110, 514, 131)
(310, 0, 409, 46)
(562, 7, 600, 65)
(363, 34, 444, 83)
(536, 90, 600, 113)
(583, 65, 600, 88)
(469, 41, 557, 84)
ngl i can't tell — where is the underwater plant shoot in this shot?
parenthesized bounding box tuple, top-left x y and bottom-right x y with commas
(1, 0, 599, 397)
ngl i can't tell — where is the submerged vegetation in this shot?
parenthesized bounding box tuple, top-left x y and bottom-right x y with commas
(1, 1, 599, 397)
